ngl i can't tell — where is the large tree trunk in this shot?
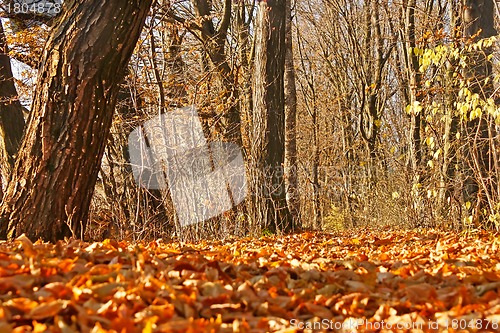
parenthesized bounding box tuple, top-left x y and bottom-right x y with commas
(250, 0, 292, 233)
(0, 0, 152, 242)
(462, 0, 496, 224)
(284, 0, 300, 229)
(0, 21, 25, 192)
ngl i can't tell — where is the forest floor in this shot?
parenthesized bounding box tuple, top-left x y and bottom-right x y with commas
(0, 228, 499, 332)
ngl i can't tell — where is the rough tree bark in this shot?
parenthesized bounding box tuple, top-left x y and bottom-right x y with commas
(251, 0, 292, 233)
(0, 0, 153, 241)
(462, 0, 497, 224)
(0, 21, 25, 192)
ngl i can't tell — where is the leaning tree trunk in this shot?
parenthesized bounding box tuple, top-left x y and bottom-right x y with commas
(0, 21, 25, 192)
(0, 0, 152, 242)
(250, 0, 292, 233)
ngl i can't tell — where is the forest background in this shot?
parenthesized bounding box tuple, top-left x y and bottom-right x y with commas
(0, 0, 498, 242)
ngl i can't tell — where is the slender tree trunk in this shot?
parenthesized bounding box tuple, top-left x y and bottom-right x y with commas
(148, 19, 188, 238)
(359, 0, 387, 187)
(405, 0, 423, 175)
(284, 0, 300, 229)
(438, 2, 460, 214)
(251, 0, 292, 233)
(190, 0, 242, 144)
(0, 0, 152, 242)
(436, 1, 461, 219)
(164, 24, 188, 107)
(100, 87, 145, 239)
(312, 105, 320, 230)
(0, 21, 25, 192)
(439, 94, 458, 211)
(401, 0, 426, 226)
(237, 3, 254, 157)
(341, 100, 356, 227)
